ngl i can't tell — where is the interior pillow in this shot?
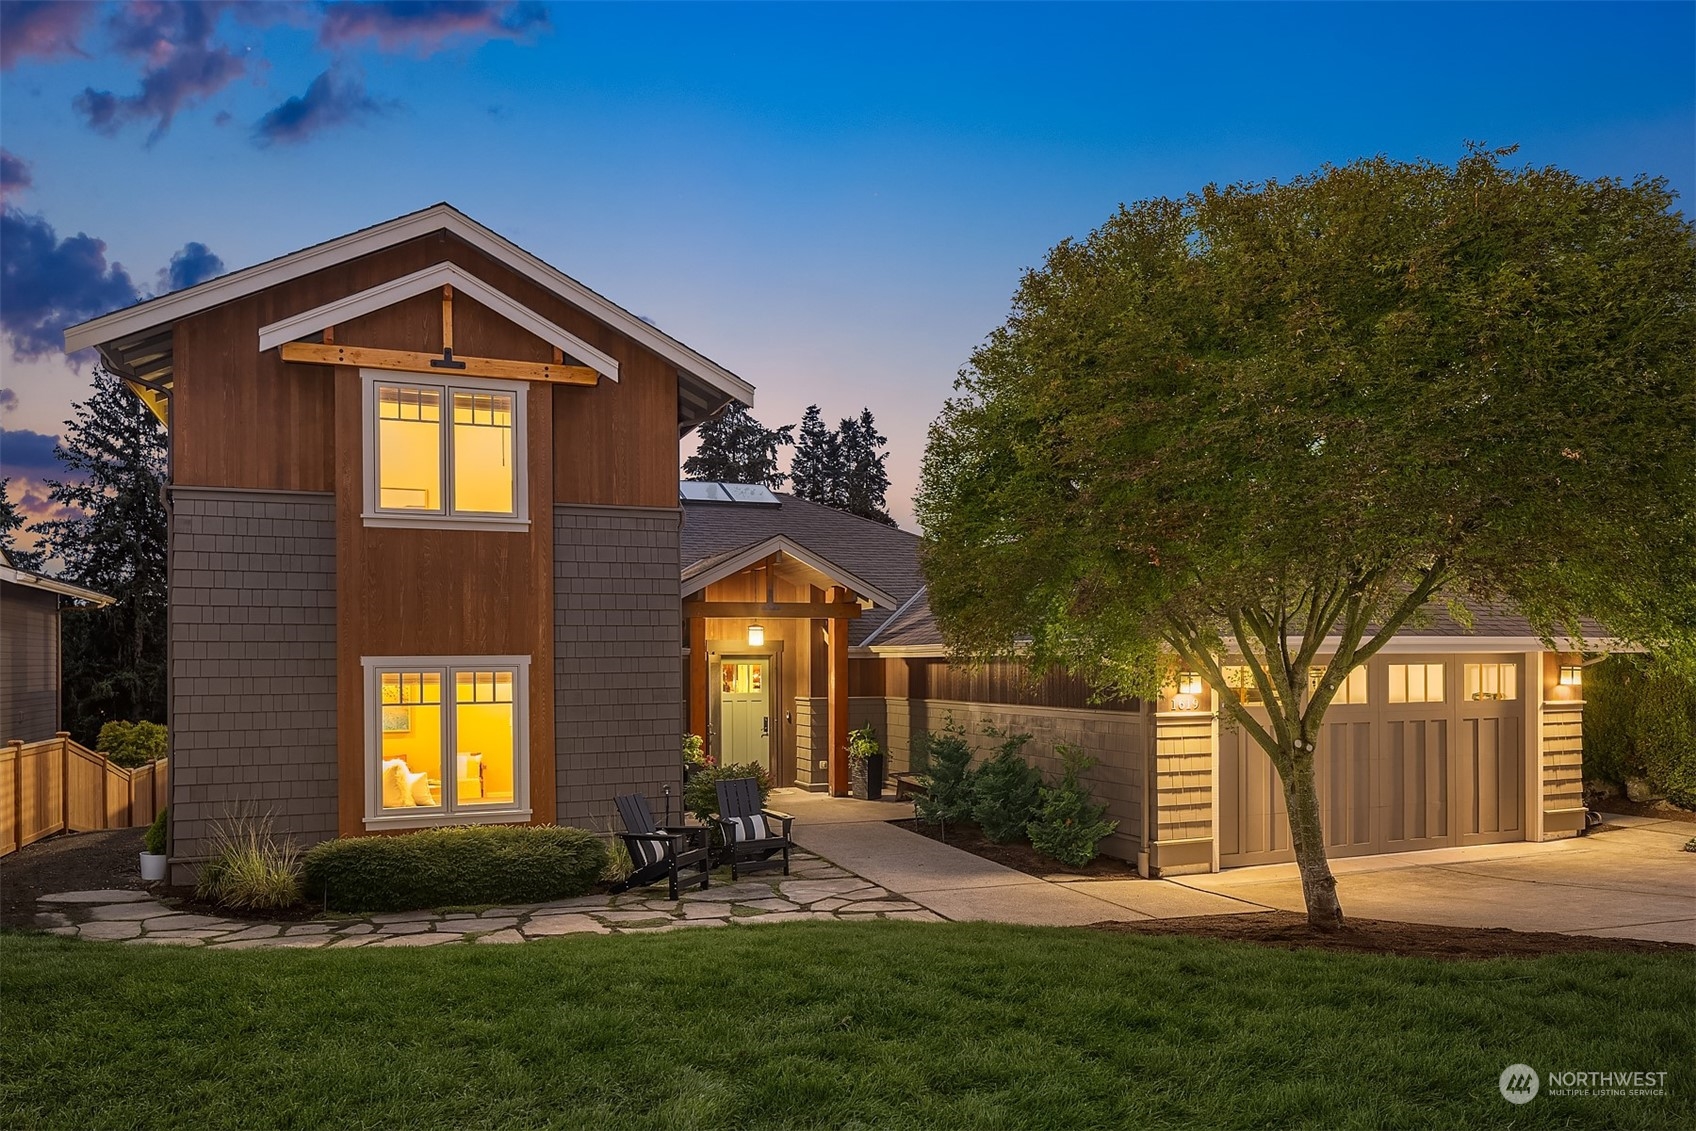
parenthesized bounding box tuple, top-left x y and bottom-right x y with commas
(408, 769, 434, 807)
(382, 761, 414, 808)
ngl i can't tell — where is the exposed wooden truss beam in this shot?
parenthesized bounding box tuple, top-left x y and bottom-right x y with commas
(279, 342, 598, 385)
(682, 600, 862, 620)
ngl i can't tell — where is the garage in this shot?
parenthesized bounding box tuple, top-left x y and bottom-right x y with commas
(1217, 653, 1528, 867)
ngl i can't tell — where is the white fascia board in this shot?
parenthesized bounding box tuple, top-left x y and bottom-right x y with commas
(681, 535, 898, 608)
(0, 566, 115, 606)
(1232, 635, 1627, 657)
(257, 262, 620, 381)
(64, 203, 754, 406)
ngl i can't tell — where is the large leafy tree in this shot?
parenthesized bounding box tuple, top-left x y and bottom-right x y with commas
(683, 404, 793, 488)
(0, 478, 45, 570)
(33, 368, 170, 743)
(918, 149, 1696, 927)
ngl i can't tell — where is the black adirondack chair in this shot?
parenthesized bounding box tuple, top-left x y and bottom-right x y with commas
(612, 793, 710, 899)
(712, 777, 794, 880)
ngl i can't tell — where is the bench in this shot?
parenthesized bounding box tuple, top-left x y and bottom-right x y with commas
(893, 772, 928, 802)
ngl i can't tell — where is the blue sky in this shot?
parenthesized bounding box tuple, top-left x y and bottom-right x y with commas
(3, 1, 1692, 532)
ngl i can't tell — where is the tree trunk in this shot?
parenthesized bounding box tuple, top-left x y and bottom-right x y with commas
(1281, 751, 1344, 929)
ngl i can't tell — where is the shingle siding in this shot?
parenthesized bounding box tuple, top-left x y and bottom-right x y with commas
(0, 584, 60, 742)
(555, 505, 683, 827)
(169, 488, 338, 862)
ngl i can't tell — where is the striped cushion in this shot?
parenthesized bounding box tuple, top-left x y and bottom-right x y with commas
(726, 814, 771, 843)
(628, 836, 667, 868)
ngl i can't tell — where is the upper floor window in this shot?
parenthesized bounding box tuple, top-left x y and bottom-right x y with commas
(364, 371, 526, 529)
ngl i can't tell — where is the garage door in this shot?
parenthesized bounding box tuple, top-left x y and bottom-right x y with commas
(1218, 655, 1525, 867)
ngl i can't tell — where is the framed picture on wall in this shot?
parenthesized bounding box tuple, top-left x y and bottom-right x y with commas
(381, 706, 412, 734)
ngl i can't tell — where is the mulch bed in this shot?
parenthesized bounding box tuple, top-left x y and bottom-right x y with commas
(0, 827, 147, 929)
(1594, 798, 1696, 824)
(891, 818, 1141, 879)
(1092, 912, 1694, 960)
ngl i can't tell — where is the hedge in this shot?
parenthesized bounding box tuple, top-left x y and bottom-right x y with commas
(1584, 655, 1696, 807)
(300, 825, 607, 912)
(97, 721, 167, 768)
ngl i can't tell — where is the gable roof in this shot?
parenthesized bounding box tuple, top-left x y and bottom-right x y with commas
(62, 203, 753, 432)
(682, 534, 898, 608)
(680, 489, 923, 646)
(863, 587, 1613, 658)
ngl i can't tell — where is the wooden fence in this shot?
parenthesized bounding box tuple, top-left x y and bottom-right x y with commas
(0, 733, 169, 857)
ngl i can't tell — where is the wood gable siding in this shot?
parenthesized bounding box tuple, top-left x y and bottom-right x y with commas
(171, 230, 681, 507)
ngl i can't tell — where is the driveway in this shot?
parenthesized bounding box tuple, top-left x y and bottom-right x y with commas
(776, 790, 1695, 943)
(1175, 814, 1696, 944)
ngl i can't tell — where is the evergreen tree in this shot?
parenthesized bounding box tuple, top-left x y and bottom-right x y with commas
(683, 404, 794, 488)
(0, 478, 45, 570)
(788, 404, 842, 506)
(33, 368, 169, 743)
(836, 409, 895, 526)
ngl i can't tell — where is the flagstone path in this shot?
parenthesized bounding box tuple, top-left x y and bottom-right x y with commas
(29, 850, 942, 950)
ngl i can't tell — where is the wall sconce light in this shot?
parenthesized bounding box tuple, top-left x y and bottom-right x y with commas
(747, 624, 765, 647)
(1177, 671, 1204, 696)
(1559, 664, 1583, 687)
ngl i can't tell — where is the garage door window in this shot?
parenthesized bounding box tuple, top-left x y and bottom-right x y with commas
(1310, 666, 1368, 705)
(1388, 663, 1446, 703)
(1464, 663, 1517, 701)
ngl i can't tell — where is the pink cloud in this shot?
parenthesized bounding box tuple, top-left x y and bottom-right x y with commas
(0, 1, 94, 69)
(316, 1, 549, 57)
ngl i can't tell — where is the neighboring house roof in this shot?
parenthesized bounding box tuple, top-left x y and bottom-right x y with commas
(862, 586, 1607, 658)
(680, 488, 923, 646)
(61, 202, 753, 433)
(0, 553, 115, 606)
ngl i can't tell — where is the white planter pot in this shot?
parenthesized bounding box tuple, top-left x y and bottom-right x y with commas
(139, 853, 167, 882)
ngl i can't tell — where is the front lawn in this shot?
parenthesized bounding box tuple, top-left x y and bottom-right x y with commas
(4, 922, 1691, 1129)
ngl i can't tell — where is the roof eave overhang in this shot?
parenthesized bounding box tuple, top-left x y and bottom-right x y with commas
(62, 203, 754, 430)
(0, 566, 116, 606)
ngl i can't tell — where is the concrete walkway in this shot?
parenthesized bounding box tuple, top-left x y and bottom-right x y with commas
(773, 789, 1259, 926)
(1172, 814, 1696, 944)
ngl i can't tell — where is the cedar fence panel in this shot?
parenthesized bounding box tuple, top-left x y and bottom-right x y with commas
(0, 733, 169, 858)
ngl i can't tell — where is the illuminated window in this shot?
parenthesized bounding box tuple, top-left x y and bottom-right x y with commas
(1388, 663, 1446, 704)
(365, 371, 525, 527)
(1309, 665, 1369, 705)
(1464, 663, 1518, 701)
(1221, 665, 1264, 705)
(365, 656, 529, 827)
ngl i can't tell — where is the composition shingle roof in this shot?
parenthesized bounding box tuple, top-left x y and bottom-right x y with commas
(679, 491, 924, 646)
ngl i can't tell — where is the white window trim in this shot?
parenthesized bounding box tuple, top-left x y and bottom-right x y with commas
(360, 368, 530, 531)
(363, 654, 532, 830)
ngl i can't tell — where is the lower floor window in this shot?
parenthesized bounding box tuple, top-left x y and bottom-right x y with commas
(366, 656, 529, 824)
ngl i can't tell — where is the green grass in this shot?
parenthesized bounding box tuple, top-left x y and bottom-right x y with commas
(3, 923, 1691, 1129)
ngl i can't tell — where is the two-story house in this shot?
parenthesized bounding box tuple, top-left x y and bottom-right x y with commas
(67, 205, 753, 880)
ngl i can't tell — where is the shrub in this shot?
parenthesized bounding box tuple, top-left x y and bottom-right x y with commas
(1637, 666, 1696, 807)
(97, 721, 167, 768)
(143, 807, 168, 856)
(682, 733, 712, 768)
(301, 824, 607, 913)
(1584, 655, 1696, 805)
(1028, 745, 1118, 867)
(970, 726, 1043, 843)
(683, 762, 773, 824)
(197, 810, 302, 911)
(914, 716, 975, 825)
